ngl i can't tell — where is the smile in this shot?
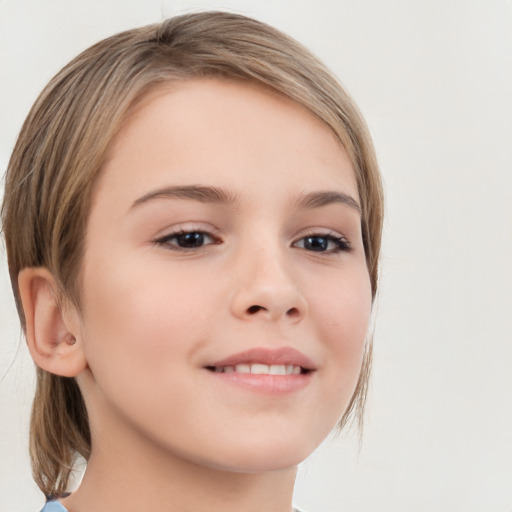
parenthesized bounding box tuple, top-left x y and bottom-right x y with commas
(204, 347, 316, 393)
(208, 364, 305, 375)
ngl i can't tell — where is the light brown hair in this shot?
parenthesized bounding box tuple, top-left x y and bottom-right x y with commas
(1, 11, 383, 498)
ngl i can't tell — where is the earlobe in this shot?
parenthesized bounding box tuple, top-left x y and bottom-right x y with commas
(18, 268, 87, 377)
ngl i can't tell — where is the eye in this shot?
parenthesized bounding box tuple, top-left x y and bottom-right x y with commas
(293, 233, 351, 253)
(155, 230, 218, 250)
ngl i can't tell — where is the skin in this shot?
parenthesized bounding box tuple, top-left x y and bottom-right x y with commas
(21, 79, 372, 512)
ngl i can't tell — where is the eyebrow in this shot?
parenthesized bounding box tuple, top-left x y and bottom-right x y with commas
(131, 185, 238, 209)
(130, 184, 361, 214)
(295, 191, 361, 214)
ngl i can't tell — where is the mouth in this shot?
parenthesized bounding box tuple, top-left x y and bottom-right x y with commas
(204, 347, 316, 376)
(205, 363, 310, 375)
(203, 347, 315, 395)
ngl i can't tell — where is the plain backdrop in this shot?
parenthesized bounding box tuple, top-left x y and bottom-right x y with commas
(1, 1, 511, 511)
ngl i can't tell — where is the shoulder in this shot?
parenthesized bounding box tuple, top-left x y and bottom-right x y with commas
(37, 502, 304, 512)
(39, 501, 68, 512)
(39, 500, 303, 512)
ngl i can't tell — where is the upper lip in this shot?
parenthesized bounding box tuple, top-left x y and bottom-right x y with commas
(207, 347, 316, 371)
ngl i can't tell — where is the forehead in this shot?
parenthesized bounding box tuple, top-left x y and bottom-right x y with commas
(96, 78, 358, 206)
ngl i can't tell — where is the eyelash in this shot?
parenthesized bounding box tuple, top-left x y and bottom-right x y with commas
(154, 229, 221, 252)
(292, 231, 352, 254)
(154, 229, 351, 254)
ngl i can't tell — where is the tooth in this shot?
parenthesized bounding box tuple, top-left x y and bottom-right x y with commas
(269, 364, 286, 375)
(251, 363, 269, 374)
(216, 363, 302, 375)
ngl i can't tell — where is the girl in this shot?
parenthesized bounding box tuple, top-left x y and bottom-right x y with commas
(2, 11, 383, 512)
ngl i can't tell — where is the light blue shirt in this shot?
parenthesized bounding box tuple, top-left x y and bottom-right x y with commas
(40, 501, 68, 512)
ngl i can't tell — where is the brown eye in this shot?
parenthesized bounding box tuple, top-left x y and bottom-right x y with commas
(175, 232, 207, 248)
(156, 231, 217, 250)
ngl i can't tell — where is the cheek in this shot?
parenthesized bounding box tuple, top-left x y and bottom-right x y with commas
(313, 268, 372, 388)
(77, 258, 224, 435)
(318, 267, 371, 336)
(79, 257, 219, 378)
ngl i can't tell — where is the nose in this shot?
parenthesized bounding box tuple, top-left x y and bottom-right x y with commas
(230, 245, 307, 323)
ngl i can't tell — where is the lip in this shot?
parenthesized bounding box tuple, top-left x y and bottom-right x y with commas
(204, 347, 316, 396)
(207, 347, 316, 371)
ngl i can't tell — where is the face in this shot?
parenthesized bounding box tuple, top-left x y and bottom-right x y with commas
(75, 79, 372, 473)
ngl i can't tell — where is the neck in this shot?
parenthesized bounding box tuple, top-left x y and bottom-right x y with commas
(61, 413, 297, 512)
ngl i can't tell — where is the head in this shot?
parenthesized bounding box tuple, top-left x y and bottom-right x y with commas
(1, 11, 383, 497)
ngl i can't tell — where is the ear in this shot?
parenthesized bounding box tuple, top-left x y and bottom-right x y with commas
(18, 267, 87, 377)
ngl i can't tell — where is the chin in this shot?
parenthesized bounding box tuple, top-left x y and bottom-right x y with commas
(197, 430, 321, 474)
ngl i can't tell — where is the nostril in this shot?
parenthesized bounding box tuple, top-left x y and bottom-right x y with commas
(286, 307, 300, 317)
(246, 305, 301, 317)
(247, 305, 265, 314)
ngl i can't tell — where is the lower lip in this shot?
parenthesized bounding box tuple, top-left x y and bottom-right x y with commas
(205, 370, 313, 395)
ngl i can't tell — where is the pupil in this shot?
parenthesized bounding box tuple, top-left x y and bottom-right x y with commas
(305, 236, 327, 251)
(178, 232, 204, 247)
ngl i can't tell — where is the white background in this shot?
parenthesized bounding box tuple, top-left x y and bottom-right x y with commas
(1, 1, 511, 511)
